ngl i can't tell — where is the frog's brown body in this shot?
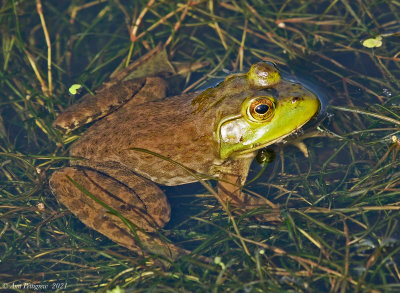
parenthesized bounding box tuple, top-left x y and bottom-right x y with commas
(70, 79, 217, 186)
(50, 46, 320, 260)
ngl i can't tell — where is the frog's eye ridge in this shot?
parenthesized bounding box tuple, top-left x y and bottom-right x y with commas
(247, 97, 274, 122)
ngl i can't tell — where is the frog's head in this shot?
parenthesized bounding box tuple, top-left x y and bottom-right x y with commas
(214, 62, 320, 159)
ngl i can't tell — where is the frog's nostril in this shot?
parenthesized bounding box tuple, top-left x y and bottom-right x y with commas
(291, 97, 300, 103)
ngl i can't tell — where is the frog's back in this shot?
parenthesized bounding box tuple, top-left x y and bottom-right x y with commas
(70, 91, 218, 185)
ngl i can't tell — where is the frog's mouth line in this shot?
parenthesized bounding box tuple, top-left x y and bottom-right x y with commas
(231, 116, 316, 159)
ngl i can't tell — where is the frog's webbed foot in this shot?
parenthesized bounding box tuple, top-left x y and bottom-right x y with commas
(287, 128, 329, 157)
(217, 174, 282, 222)
(49, 166, 186, 260)
(290, 141, 309, 158)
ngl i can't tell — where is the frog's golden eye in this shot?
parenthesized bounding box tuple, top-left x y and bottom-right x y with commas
(247, 97, 275, 122)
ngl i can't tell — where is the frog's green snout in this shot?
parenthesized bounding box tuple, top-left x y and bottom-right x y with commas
(286, 90, 320, 130)
(301, 90, 321, 120)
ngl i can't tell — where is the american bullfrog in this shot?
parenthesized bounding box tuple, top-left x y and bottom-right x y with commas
(49, 46, 320, 260)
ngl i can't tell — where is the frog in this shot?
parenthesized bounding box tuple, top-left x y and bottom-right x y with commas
(49, 45, 320, 260)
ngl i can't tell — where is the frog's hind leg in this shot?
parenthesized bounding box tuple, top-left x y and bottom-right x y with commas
(49, 166, 185, 260)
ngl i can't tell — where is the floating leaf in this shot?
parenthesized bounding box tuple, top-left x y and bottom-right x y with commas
(106, 285, 124, 293)
(69, 84, 82, 95)
(362, 36, 382, 48)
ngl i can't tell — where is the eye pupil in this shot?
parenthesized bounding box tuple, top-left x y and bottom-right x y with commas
(255, 104, 269, 114)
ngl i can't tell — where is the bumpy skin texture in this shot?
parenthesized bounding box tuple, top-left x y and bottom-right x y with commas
(50, 47, 320, 259)
(49, 167, 182, 258)
(68, 77, 218, 186)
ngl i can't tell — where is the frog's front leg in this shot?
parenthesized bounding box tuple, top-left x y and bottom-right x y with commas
(217, 159, 281, 222)
(53, 76, 168, 132)
(218, 174, 281, 222)
(53, 45, 174, 132)
(49, 166, 185, 259)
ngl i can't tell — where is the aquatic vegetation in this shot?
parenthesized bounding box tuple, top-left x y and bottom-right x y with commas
(0, 0, 399, 291)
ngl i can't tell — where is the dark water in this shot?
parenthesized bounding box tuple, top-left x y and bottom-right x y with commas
(1, 0, 399, 291)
